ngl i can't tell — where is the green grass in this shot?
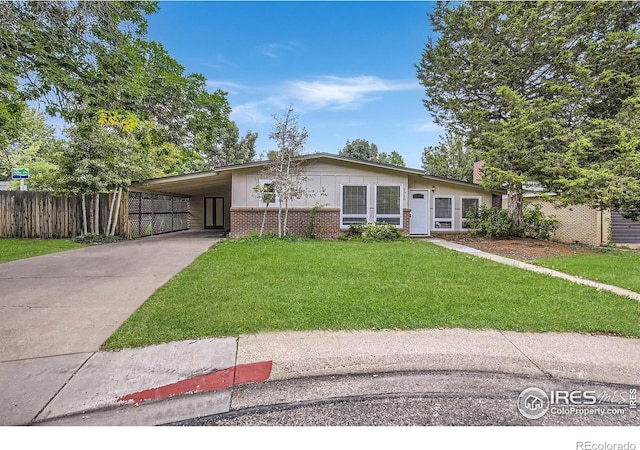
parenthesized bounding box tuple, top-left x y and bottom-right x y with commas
(103, 239, 640, 349)
(0, 238, 85, 263)
(534, 250, 640, 293)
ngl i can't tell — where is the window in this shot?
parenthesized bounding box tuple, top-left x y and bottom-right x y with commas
(434, 196, 454, 229)
(375, 185, 402, 226)
(258, 179, 277, 207)
(341, 184, 369, 226)
(461, 197, 481, 229)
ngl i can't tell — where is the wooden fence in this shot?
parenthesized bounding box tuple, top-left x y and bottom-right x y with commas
(0, 191, 129, 238)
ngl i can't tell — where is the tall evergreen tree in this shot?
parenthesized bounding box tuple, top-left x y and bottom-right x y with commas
(417, 1, 640, 225)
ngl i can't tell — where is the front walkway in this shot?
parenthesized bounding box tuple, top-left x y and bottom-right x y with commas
(0, 230, 218, 362)
(429, 238, 640, 302)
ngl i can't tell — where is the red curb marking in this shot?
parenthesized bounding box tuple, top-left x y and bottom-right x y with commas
(117, 360, 272, 405)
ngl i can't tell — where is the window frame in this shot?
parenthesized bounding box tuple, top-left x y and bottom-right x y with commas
(460, 196, 482, 230)
(258, 178, 278, 207)
(433, 195, 455, 231)
(374, 183, 403, 228)
(340, 183, 370, 228)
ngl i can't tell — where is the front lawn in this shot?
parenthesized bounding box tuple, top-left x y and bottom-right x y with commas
(103, 238, 640, 349)
(0, 238, 85, 263)
(534, 250, 640, 293)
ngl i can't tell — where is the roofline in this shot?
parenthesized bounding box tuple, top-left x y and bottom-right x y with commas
(131, 152, 505, 194)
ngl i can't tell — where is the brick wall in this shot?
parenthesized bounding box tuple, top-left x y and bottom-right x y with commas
(529, 199, 608, 246)
(473, 161, 485, 184)
(230, 207, 342, 238)
(403, 208, 410, 235)
(231, 207, 411, 238)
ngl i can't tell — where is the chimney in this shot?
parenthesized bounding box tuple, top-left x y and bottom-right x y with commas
(473, 161, 485, 184)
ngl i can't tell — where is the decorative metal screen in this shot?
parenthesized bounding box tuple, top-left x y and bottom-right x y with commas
(128, 192, 189, 238)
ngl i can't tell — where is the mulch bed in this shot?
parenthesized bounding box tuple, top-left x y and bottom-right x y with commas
(436, 233, 602, 261)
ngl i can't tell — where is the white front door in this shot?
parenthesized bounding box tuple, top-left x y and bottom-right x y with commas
(409, 189, 430, 235)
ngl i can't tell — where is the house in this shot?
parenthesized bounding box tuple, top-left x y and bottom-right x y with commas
(130, 153, 503, 238)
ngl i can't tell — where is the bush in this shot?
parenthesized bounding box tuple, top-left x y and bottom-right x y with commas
(466, 204, 558, 240)
(522, 204, 558, 240)
(341, 222, 403, 241)
(465, 206, 513, 237)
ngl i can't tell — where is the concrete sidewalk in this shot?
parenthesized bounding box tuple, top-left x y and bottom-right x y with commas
(2, 329, 637, 426)
(429, 238, 640, 302)
(0, 230, 218, 361)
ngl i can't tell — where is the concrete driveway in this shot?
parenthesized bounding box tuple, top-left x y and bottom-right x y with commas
(0, 230, 219, 362)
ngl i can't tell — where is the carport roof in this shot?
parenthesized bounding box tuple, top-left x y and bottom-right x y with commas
(130, 152, 504, 196)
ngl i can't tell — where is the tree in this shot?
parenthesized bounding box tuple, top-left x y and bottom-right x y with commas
(202, 121, 257, 169)
(259, 107, 311, 237)
(1, 108, 61, 190)
(340, 139, 406, 166)
(0, 77, 26, 163)
(378, 151, 406, 167)
(340, 139, 379, 161)
(417, 1, 640, 226)
(0, 1, 158, 122)
(422, 130, 475, 182)
(1, 2, 237, 178)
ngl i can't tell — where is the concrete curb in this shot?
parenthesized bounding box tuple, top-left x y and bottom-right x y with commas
(4, 329, 637, 426)
(429, 238, 640, 302)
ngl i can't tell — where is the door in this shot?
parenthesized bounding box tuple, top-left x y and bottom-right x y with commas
(409, 190, 430, 235)
(204, 197, 224, 229)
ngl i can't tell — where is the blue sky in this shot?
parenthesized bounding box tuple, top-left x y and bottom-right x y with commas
(145, 1, 442, 169)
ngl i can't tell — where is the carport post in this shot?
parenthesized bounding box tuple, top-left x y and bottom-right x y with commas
(138, 193, 142, 238)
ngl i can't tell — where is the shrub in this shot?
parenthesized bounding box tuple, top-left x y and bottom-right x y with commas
(466, 204, 558, 240)
(522, 204, 558, 240)
(341, 222, 403, 241)
(465, 205, 513, 237)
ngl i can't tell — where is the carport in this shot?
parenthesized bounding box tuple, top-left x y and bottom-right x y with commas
(130, 170, 233, 235)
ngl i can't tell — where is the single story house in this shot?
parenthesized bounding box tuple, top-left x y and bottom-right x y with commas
(130, 153, 503, 238)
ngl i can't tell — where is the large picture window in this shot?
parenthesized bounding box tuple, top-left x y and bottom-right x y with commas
(341, 184, 369, 226)
(375, 185, 402, 226)
(461, 197, 481, 229)
(434, 196, 454, 230)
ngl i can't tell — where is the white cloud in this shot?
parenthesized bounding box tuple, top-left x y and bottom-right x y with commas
(202, 53, 238, 70)
(413, 120, 443, 133)
(230, 75, 419, 124)
(258, 40, 306, 61)
(231, 99, 279, 124)
(287, 76, 418, 110)
(206, 80, 243, 95)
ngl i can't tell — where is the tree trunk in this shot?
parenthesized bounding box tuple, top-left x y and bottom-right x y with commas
(94, 192, 100, 234)
(81, 194, 88, 236)
(259, 202, 269, 237)
(106, 187, 117, 236)
(277, 201, 282, 238)
(110, 186, 123, 236)
(507, 188, 524, 232)
(283, 199, 289, 237)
